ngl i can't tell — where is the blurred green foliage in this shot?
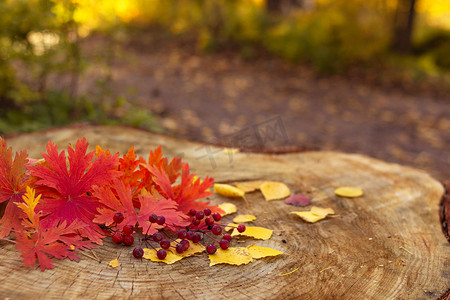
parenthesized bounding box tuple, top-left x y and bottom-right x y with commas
(0, 0, 160, 134)
(1, 0, 449, 135)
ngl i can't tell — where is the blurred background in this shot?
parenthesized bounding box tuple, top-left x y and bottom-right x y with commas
(0, 0, 449, 180)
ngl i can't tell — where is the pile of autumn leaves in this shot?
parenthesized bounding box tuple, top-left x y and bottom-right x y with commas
(0, 138, 216, 271)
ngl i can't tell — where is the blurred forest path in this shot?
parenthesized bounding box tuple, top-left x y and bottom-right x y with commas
(80, 35, 450, 181)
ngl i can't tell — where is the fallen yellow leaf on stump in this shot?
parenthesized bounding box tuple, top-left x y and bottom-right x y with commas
(231, 226, 273, 240)
(214, 183, 245, 198)
(233, 180, 266, 193)
(233, 214, 256, 223)
(247, 245, 283, 259)
(209, 247, 253, 266)
(218, 203, 237, 216)
(225, 223, 237, 231)
(290, 206, 335, 223)
(143, 248, 184, 264)
(168, 240, 206, 258)
(260, 182, 290, 201)
(109, 258, 119, 268)
(334, 187, 363, 198)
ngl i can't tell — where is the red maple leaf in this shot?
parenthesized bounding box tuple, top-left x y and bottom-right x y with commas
(28, 138, 121, 243)
(0, 138, 29, 237)
(141, 162, 218, 214)
(15, 220, 94, 271)
(92, 180, 188, 235)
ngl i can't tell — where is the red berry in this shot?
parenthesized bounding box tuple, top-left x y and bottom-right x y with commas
(192, 218, 200, 226)
(219, 240, 229, 250)
(211, 225, 222, 235)
(177, 229, 188, 240)
(222, 234, 232, 241)
(157, 249, 167, 260)
(206, 244, 217, 254)
(112, 232, 123, 244)
(186, 231, 194, 240)
(133, 247, 144, 259)
(113, 212, 124, 224)
(192, 232, 201, 243)
(156, 216, 165, 225)
(203, 208, 212, 216)
(175, 243, 184, 254)
(189, 209, 196, 216)
(149, 214, 158, 223)
(237, 224, 246, 233)
(205, 216, 214, 226)
(212, 212, 221, 221)
(123, 225, 134, 235)
(160, 239, 170, 250)
(195, 210, 204, 220)
(180, 240, 190, 251)
(123, 234, 134, 246)
(152, 232, 163, 242)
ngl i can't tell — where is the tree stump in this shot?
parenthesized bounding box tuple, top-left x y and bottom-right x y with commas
(1, 125, 449, 299)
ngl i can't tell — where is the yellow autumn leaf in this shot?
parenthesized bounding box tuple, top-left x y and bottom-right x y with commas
(224, 223, 238, 231)
(231, 226, 273, 240)
(143, 248, 183, 264)
(260, 182, 290, 201)
(218, 203, 237, 216)
(214, 183, 245, 198)
(290, 206, 335, 223)
(310, 206, 335, 217)
(290, 211, 324, 223)
(334, 187, 363, 198)
(167, 240, 206, 258)
(233, 180, 266, 193)
(15, 186, 41, 228)
(233, 214, 256, 223)
(247, 245, 283, 259)
(109, 258, 119, 268)
(209, 247, 253, 266)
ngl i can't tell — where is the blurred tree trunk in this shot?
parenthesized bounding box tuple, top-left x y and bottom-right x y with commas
(392, 0, 417, 53)
(266, 0, 281, 13)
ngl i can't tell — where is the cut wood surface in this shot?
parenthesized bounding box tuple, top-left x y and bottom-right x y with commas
(2, 125, 449, 299)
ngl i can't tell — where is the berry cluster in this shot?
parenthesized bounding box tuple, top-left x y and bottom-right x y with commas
(111, 213, 135, 246)
(108, 209, 246, 260)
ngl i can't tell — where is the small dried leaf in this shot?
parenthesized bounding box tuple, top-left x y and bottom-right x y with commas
(290, 206, 335, 223)
(247, 245, 283, 259)
(168, 240, 206, 258)
(218, 203, 237, 216)
(310, 206, 335, 217)
(225, 223, 237, 231)
(290, 211, 324, 223)
(143, 248, 183, 264)
(209, 247, 253, 266)
(284, 194, 311, 207)
(233, 215, 256, 223)
(231, 226, 273, 240)
(109, 258, 119, 268)
(260, 182, 290, 201)
(334, 187, 363, 198)
(214, 183, 245, 198)
(233, 181, 266, 193)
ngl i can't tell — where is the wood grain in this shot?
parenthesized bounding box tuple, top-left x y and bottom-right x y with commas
(1, 125, 449, 299)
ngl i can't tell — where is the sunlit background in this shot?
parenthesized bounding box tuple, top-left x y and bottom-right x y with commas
(1, 0, 449, 179)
